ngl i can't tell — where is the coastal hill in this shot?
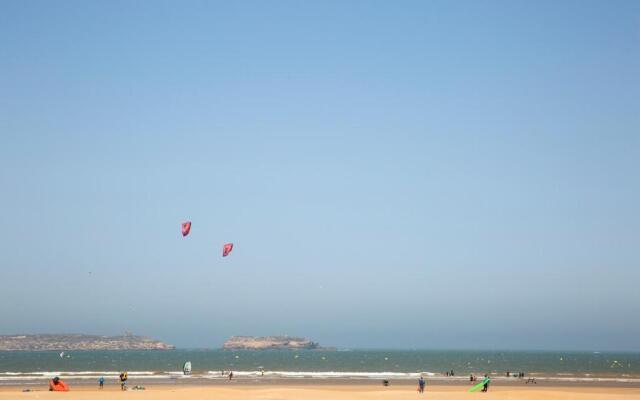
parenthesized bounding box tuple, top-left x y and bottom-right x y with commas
(0, 334, 175, 351)
(222, 335, 324, 350)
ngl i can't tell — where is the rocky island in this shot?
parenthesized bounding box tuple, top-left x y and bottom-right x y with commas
(0, 334, 175, 351)
(222, 335, 326, 350)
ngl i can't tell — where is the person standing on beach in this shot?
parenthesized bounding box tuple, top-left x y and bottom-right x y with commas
(119, 372, 128, 391)
(98, 376, 104, 389)
(418, 376, 425, 393)
(482, 375, 490, 392)
(229, 371, 234, 381)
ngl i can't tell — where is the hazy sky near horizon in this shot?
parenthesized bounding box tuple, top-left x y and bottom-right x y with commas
(1, 1, 639, 351)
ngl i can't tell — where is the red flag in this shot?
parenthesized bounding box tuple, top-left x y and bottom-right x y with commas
(222, 243, 234, 257)
(181, 221, 191, 237)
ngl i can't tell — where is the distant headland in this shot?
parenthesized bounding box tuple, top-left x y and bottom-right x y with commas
(0, 334, 175, 351)
(222, 336, 331, 350)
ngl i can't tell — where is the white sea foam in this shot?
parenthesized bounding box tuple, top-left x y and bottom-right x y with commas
(1, 371, 640, 384)
(205, 370, 427, 379)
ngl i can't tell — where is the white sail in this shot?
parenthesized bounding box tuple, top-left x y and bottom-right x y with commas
(183, 361, 192, 375)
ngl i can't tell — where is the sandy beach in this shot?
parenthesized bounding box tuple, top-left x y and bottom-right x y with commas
(3, 385, 640, 400)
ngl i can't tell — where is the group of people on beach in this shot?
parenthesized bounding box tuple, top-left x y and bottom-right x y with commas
(91, 367, 523, 393)
(95, 372, 126, 390)
(413, 370, 496, 394)
(97, 372, 146, 391)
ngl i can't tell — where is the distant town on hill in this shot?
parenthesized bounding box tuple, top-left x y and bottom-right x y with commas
(0, 334, 175, 351)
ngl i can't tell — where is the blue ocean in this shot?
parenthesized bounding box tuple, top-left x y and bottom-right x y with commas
(1, 349, 639, 385)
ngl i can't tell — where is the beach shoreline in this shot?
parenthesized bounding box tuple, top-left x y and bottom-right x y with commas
(3, 377, 640, 389)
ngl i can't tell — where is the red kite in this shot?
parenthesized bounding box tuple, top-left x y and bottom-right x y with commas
(222, 243, 234, 257)
(181, 221, 191, 237)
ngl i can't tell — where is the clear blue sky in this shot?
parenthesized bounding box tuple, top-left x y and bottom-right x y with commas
(1, 0, 639, 350)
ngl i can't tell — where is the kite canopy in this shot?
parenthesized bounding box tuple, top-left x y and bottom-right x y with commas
(222, 243, 234, 257)
(181, 221, 191, 237)
(49, 377, 69, 392)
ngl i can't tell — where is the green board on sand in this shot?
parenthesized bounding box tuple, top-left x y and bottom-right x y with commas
(468, 378, 490, 393)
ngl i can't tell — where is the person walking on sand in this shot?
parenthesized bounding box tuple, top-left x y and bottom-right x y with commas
(229, 371, 234, 381)
(119, 372, 128, 391)
(418, 376, 425, 393)
(482, 375, 490, 392)
(98, 376, 104, 389)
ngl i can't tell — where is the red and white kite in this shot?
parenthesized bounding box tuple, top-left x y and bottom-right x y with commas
(181, 221, 192, 237)
(222, 243, 234, 257)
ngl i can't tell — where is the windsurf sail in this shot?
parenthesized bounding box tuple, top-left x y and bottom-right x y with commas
(183, 361, 192, 375)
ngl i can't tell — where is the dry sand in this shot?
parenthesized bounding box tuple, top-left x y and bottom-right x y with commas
(3, 385, 640, 400)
